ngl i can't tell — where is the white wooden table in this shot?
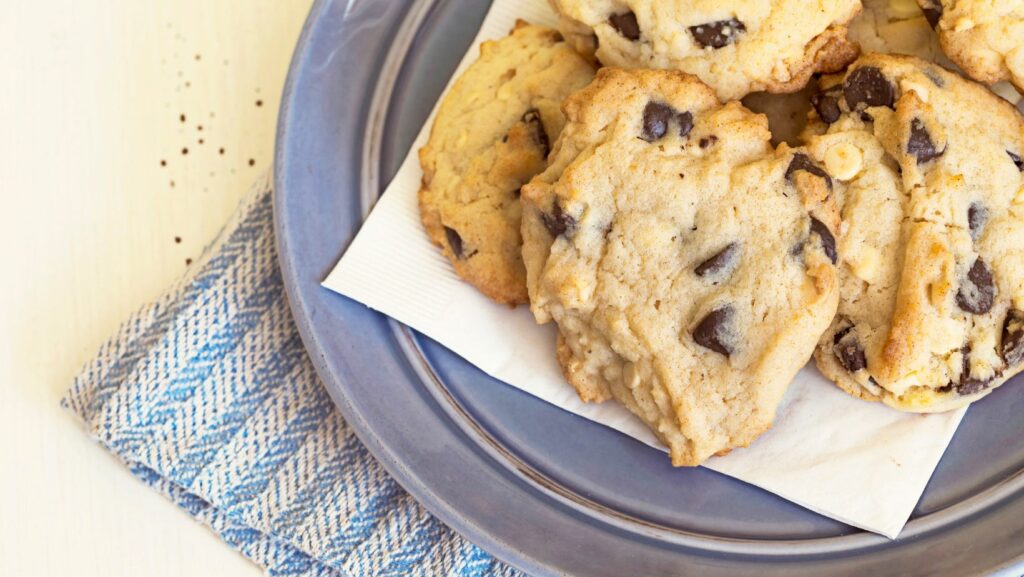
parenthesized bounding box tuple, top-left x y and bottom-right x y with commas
(1, 2, 313, 574)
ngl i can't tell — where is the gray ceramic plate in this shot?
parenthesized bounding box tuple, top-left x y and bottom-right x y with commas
(274, 1, 1024, 575)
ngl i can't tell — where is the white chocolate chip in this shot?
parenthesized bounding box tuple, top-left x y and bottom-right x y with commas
(849, 244, 881, 282)
(970, 329, 1001, 381)
(824, 142, 864, 181)
(929, 278, 949, 307)
(496, 82, 515, 101)
(954, 17, 975, 32)
(622, 362, 640, 389)
(900, 78, 930, 103)
(945, 349, 964, 380)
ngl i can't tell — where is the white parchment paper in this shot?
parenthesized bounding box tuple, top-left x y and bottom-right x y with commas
(323, 0, 966, 539)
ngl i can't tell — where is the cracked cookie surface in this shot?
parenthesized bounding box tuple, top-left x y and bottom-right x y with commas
(521, 68, 840, 465)
(547, 0, 862, 100)
(804, 53, 1024, 411)
(917, 0, 1024, 92)
(418, 22, 595, 305)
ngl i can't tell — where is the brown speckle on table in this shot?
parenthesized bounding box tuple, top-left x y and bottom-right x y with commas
(181, 147, 189, 155)
(218, 147, 225, 155)
(170, 180, 176, 188)
(194, 54, 201, 61)
(160, 160, 167, 167)
(197, 125, 203, 131)
(198, 138, 204, 145)
(179, 114, 186, 123)
(174, 236, 182, 244)
(248, 158, 255, 166)
(185, 258, 193, 265)
(256, 99, 263, 107)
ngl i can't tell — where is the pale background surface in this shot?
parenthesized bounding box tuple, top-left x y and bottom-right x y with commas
(1, 1, 314, 575)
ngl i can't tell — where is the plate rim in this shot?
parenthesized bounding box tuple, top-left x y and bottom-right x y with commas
(272, 2, 566, 575)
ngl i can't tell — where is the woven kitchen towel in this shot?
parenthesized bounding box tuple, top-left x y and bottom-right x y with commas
(63, 174, 522, 577)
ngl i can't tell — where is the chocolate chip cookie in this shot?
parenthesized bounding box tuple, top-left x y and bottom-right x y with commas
(521, 68, 840, 466)
(546, 0, 862, 100)
(804, 53, 1024, 411)
(418, 22, 595, 305)
(917, 0, 1024, 92)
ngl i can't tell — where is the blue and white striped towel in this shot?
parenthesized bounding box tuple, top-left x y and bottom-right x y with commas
(63, 175, 523, 577)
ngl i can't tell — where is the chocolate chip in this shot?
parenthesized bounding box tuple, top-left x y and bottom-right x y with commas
(907, 118, 944, 164)
(444, 226, 465, 259)
(1008, 150, 1024, 171)
(810, 217, 838, 264)
(693, 306, 735, 356)
(609, 11, 640, 41)
(844, 67, 895, 110)
(790, 240, 806, 258)
(833, 325, 868, 373)
(522, 109, 550, 157)
(811, 88, 842, 124)
(968, 202, 988, 240)
(957, 376, 992, 396)
(956, 347, 994, 395)
(833, 326, 851, 345)
(1002, 309, 1024, 368)
(695, 242, 739, 278)
(920, 0, 943, 28)
(641, 102, 673, 142)
(698, 135, 718, 148)
(542, 203, 578, 238)
(924, 69, 945, 87)
(860, 112, 874, 123)
(786, 153, 833, 191)
(956, 257, 996, 314)
(689, 19, 746, 49)
(677, 111, 694, 138)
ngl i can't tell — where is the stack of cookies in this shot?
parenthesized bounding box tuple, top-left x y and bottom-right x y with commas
(417, 1, 1024, 467)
